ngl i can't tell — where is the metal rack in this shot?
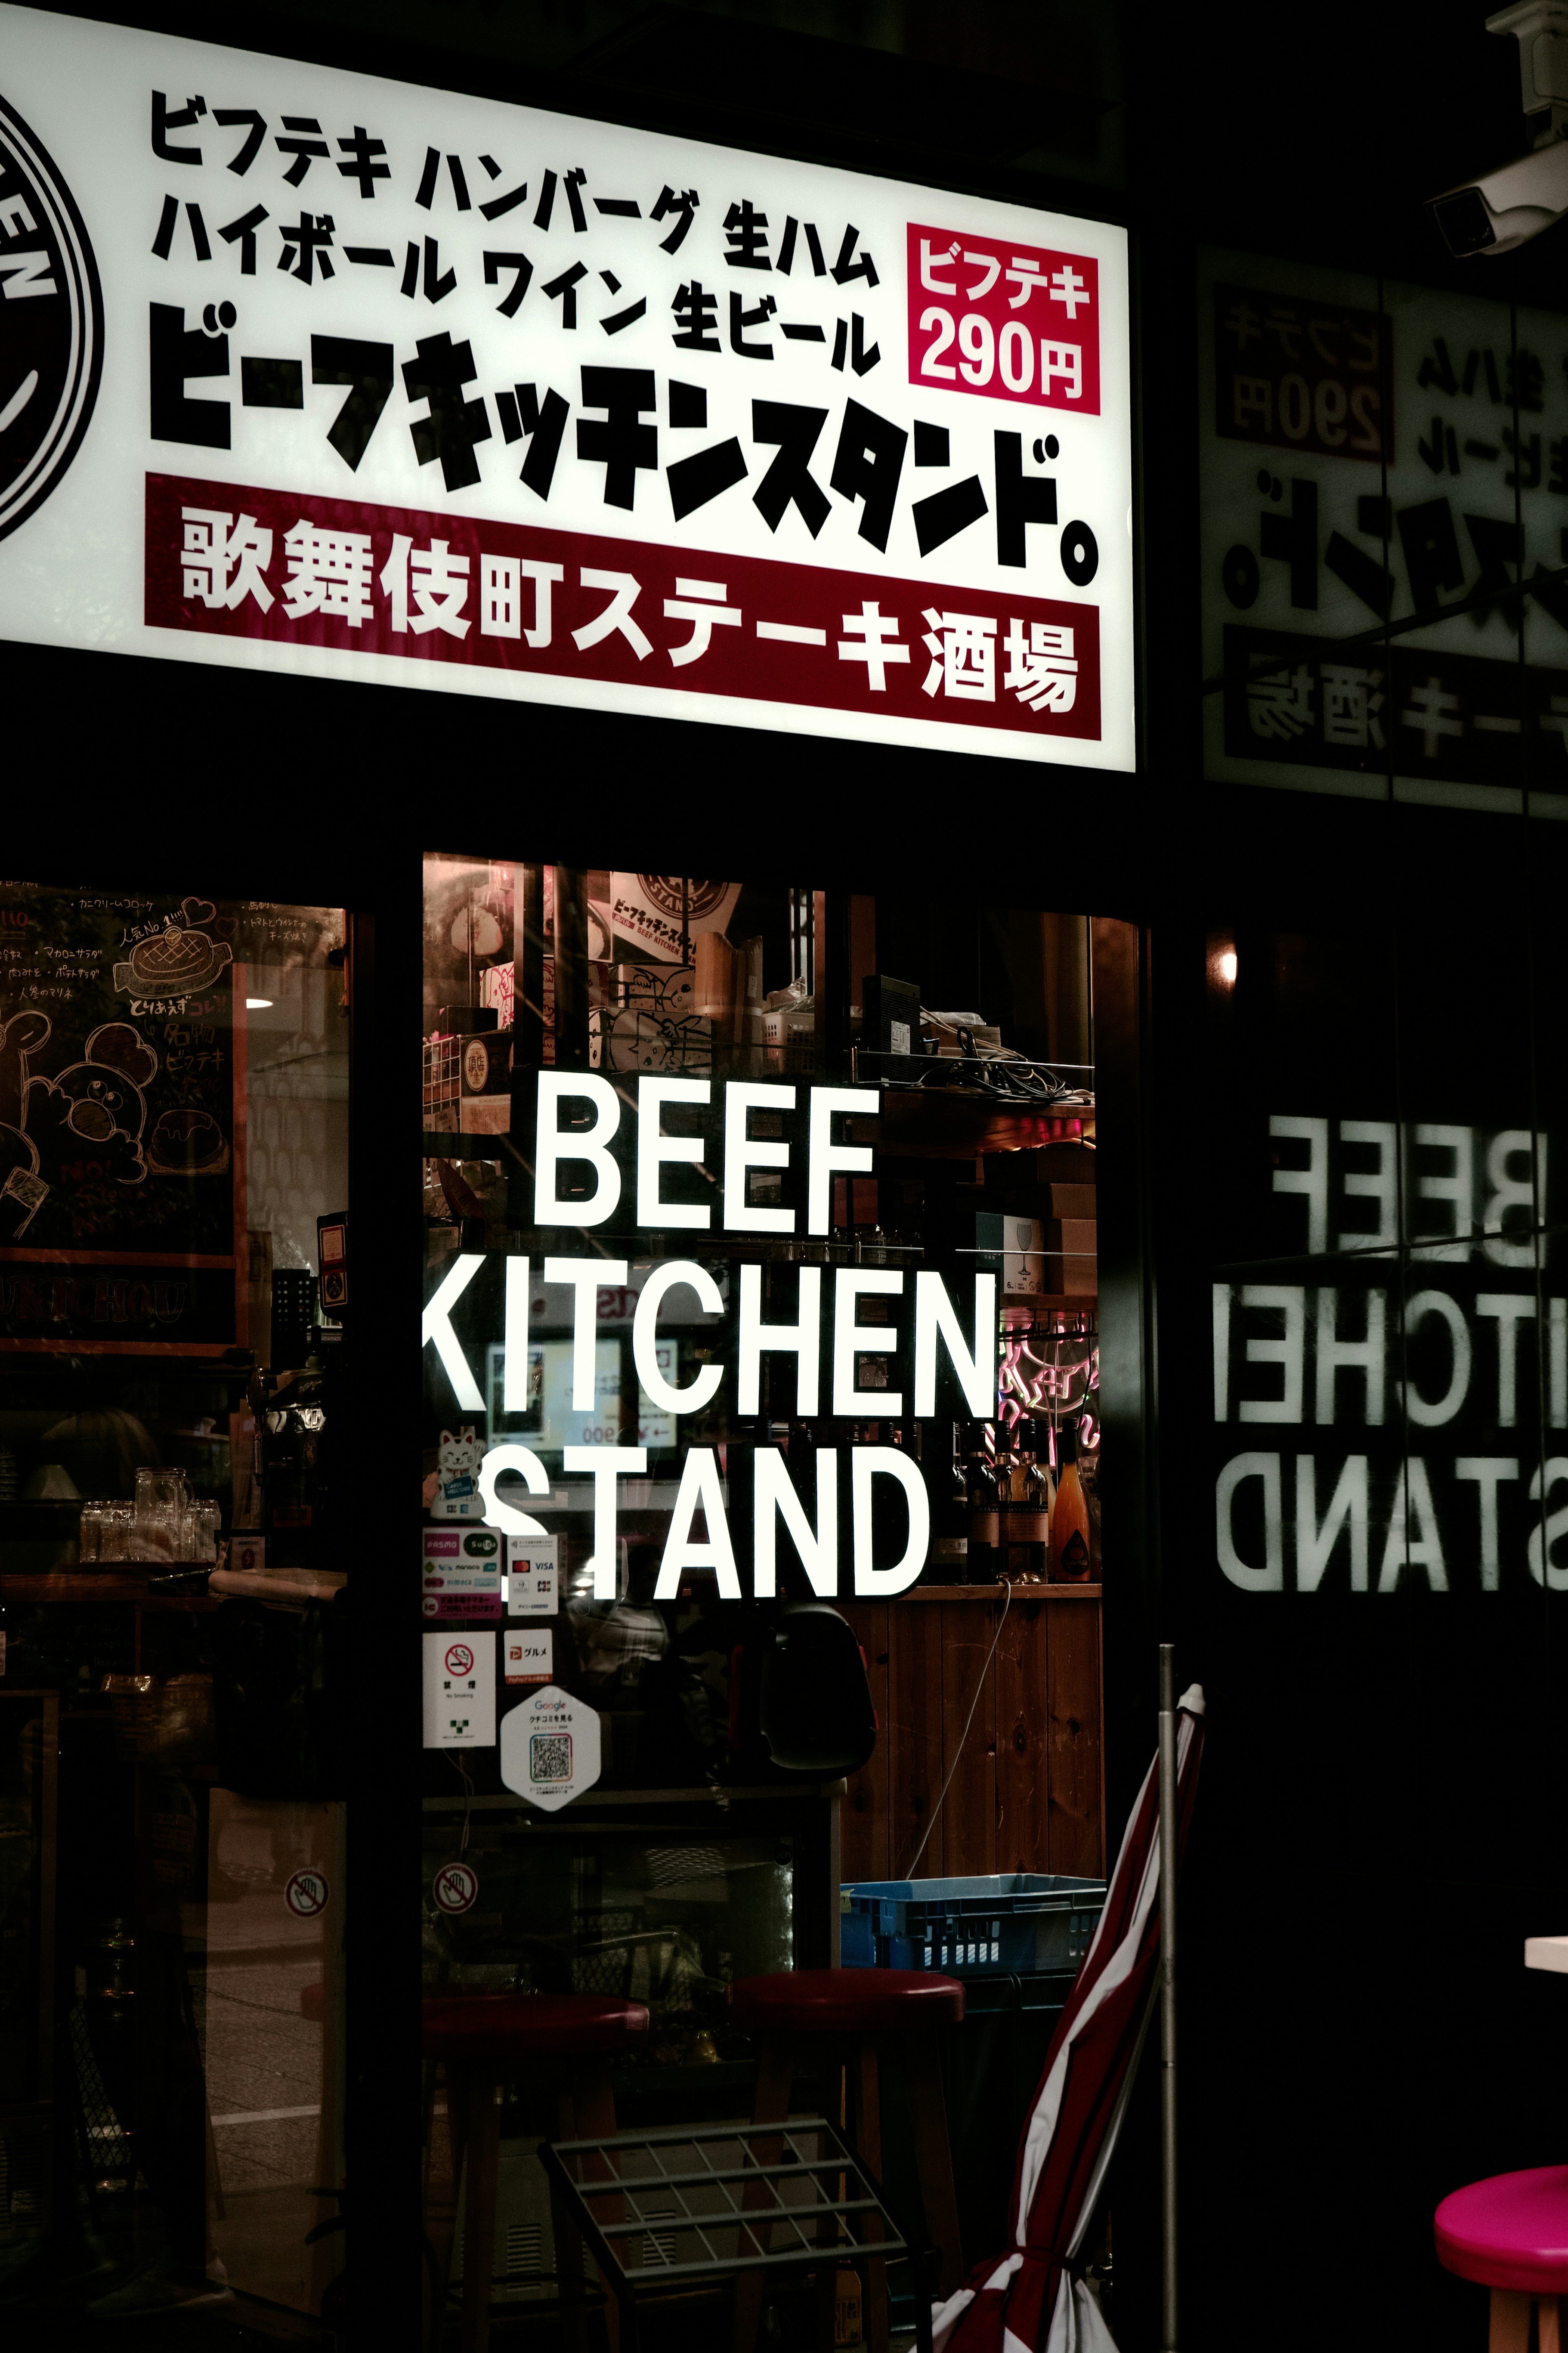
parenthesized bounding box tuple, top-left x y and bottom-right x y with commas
(539, 2112, 933, 2353)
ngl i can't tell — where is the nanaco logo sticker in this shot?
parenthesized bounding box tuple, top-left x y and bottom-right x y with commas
(0, 95, 102, 542)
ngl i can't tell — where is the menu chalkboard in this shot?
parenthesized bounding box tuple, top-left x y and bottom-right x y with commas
(0, 883, 244, 1351)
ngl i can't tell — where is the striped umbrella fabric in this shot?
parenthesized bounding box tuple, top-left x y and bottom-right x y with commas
(933, 1685, 1207, 2353)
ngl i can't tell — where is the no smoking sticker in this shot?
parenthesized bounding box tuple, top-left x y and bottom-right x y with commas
(423, 1630, 496, 1748)
(285, 1868, 329, 1919)
(433, 1860, 478, 1915)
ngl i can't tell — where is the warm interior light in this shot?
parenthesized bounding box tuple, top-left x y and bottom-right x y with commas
(1217, 950, 1237, 986)
(245, 997, 273, 1008)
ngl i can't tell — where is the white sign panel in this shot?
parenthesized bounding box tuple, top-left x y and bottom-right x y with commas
(422, 1629, 495, 1747)
(500, 1684, 601, 1811)
(503, 1626, 553, 1685)
(0, 7, 1132, 767)
(505, 1532, 558, 1617)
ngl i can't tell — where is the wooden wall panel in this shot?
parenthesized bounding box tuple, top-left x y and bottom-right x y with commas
(938, 1602, 997, 1880)
(837, 1601, 889, 1885)
(887, 1600, 945, 1880)
(993, 1600, 1051, 1873)
(1045, 1597, 1104, 1877)
(833, 1597, 1104, 1900)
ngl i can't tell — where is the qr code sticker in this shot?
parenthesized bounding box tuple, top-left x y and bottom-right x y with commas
(530, 1731, 572, 1783)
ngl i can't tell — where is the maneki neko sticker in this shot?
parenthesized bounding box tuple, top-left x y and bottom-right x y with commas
(0, 6, 1132, 768)
(500, 1684, 601, 1811)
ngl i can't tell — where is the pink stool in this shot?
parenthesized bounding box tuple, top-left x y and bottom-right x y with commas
(1435, 2163, 1568, 2351)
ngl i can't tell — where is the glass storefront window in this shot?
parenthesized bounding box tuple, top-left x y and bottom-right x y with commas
(0, 879, 350, 2326)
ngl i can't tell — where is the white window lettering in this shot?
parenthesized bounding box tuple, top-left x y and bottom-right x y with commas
(737, 1262, 820, 1416)
(833, 1267, 904, 1416)
(723, 1082, 795, 1235)
(1238, 1284, 1305, 1423)
(914, 1271, 997, 1418)
(1474, 1292, 1537, 1428)
(1271, 1115, 1329, 1253)
(534, 1073, 622, 1226)
(1455, 1457, 1519, 1592)
(1414, 1124, 1473, 1260)
(422, 1253, 485, 1411)
(807, 1087, 873, 1236)
(1526, 1457, 1568, 1589)
(1481, 1129, 1545, 1269)
(1378, 1457, 1447, 1591)
(655, 1446, 740, 1598)
(631, 1261, 724, 1414)
(754, 1447, 838, 1598)
(851, 1448, 928, 1596)
(564, 1445, 649, 1601)
(1402, 1291, 1471, 1426)
(636, 1075, 711, 1230)
(1338, 1119, 1397, 1252)
(1295, 1454, 1368, 1592)
(544, 1257, 630, 1409)
(1216, 1452, 1284, 1590)
(1314, 1287, 1385, 1425)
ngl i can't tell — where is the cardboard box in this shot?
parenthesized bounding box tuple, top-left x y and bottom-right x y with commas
(693, 930, 735, 1023)
(1047, 1216, 1098, 1294)
(1048, 1183, 1097, 1220)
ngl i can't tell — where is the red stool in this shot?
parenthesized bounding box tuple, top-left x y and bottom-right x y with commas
(727, 1970, 966, 2353)
(1435, 2164, 1568, 2351)
(422, 1992, 648, 2353)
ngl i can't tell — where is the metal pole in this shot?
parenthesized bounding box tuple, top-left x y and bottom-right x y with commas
(1158, 1642, 1178, 2353)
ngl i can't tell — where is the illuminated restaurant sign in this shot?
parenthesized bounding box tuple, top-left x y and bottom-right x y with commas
(421, 1076, 998, 1597)
(0, 7, 1133, 766)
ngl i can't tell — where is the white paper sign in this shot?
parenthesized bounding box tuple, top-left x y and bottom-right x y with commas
(503, 1627, 553, 1685)
(0, 7, 1132, 769)
(422, 1630, 496, 1747)
(505, 1532, 558, 1616)
(499, 1684, 601, 1811)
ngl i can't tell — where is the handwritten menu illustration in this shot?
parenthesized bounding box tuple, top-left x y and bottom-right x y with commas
(0, 883, 240, 1349)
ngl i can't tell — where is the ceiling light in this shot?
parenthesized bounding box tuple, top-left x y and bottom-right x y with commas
(246, 997, 273, 1009)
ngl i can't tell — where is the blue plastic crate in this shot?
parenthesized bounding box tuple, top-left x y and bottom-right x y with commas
(840, 1873, 1107, 1976)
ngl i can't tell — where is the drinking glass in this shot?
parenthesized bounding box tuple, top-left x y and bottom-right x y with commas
(77, 1504, 102, 1563)
(135, 1467, 188, 1514)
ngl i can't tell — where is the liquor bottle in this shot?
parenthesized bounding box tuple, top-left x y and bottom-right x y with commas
(1010, 1421, 1051, 1582)
(1050, 1417, 1092, 1581)
(931, 1421, 970, 1584)
(994, 1429, 1020, 1577)
(966, 1432, 1000, 1584)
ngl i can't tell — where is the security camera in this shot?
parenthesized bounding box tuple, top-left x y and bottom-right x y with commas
(1431, 138, 1568, 254)
(1431, 0, 1568, 255)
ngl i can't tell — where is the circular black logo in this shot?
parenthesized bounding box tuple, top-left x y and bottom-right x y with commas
(637, 876, 730, 921)
(0, 94, 103, 543)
